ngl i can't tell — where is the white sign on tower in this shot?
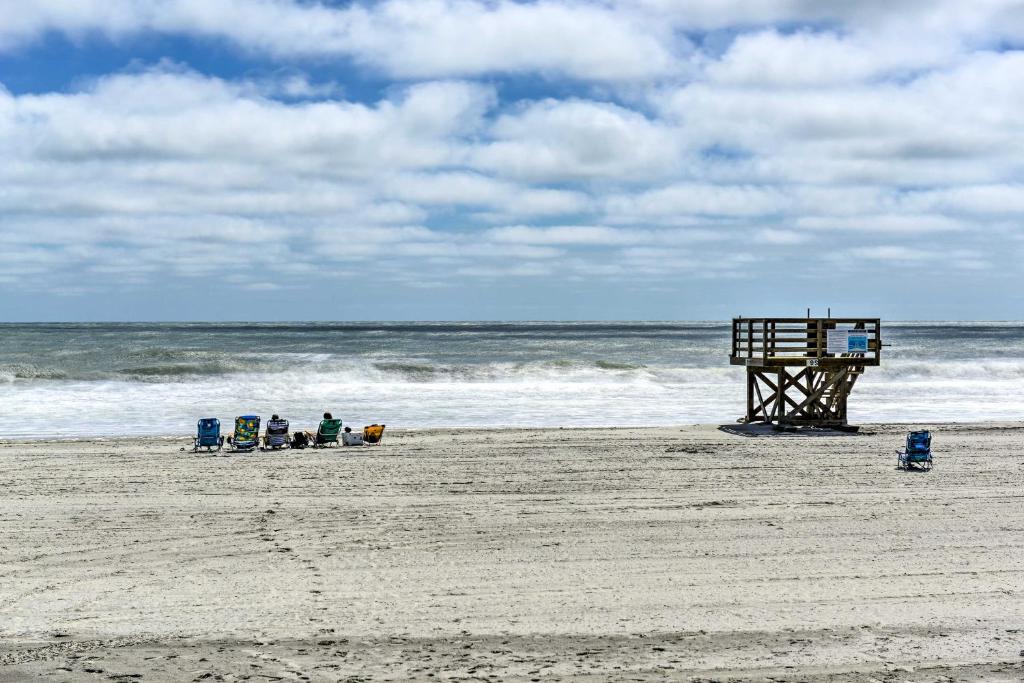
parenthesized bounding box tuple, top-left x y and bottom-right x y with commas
(827, 329, 869, 354)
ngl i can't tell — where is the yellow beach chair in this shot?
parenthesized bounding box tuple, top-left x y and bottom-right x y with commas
(363, 424, 385, 445)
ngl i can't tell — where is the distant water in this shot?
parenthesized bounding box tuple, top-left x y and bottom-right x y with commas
(1, 322, 1022, 438)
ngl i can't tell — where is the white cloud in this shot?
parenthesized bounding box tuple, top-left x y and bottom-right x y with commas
(656, 50, 1024, 187)
(0, 0, 682, 82)
(258, 74, 345, 100)
(753, 229, 809, 245)
(4, 0, 1024, 87)
(380, 172, 588, 215)
(628, 0, 1024, 40)
(4, 69, 494, 173)
(474, 99, 683, 182)
(0, 67, 590, 287)
(4, 2, 1024, 302)
(707, 29, 956, 87)
(900, 185, 1024, 217)
(606, 183, 788, 220)
(794, 214, 965, 233)
(841, 246, 989, 270)
(487, 225, 635, 246)
(486, 225, 723, 246)
(342, 1, 681, 81)
(843, 246, 930, 262)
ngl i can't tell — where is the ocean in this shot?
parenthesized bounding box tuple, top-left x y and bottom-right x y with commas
(1, 322, 1022, 438)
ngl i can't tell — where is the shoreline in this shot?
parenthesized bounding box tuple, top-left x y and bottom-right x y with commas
(3, 419, 1024, 444)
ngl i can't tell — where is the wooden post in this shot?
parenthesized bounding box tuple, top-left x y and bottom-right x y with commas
(749, 368, 757, 421)
(762, 320, 768, 363)
(776, 369, 785, 424)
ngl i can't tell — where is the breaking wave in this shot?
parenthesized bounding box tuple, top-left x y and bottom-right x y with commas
(5, 355, 1024, 386)
(873, 360, 1024, 381)
(0, 363, 70, 382)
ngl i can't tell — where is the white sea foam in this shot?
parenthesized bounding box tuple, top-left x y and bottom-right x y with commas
(3, 360, 1023, 438)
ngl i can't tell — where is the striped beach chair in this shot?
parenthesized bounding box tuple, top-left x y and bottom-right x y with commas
(261, 418, 290, 450)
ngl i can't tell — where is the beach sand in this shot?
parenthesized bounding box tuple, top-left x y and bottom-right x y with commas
(2, 423, 1023, 681)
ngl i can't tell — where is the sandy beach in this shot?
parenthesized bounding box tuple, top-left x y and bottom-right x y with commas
(2, 422, 1023, 681)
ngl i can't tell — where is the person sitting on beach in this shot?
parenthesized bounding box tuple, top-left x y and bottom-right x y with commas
(304, 412, 337, 444)
(263, 414, 290, 448)
(342, 426, 363, 446)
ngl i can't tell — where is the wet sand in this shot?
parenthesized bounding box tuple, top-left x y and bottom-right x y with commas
(2, 423, 1023, 681)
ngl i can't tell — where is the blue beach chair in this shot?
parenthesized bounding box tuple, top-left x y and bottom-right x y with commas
(897, 430, 932, 471)
(228, 415, 261, 452)
(193, 418, 224, 452)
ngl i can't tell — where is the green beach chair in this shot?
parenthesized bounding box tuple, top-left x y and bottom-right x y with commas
(312, 418, 343, 447)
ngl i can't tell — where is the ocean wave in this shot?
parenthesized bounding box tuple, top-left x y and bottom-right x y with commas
(370, 359, 659, 382)
(0, 364, 70, 381)
(363, 360, 736, 384)
(8, 352, 1024, 388)
(117, 361, 252, 378)
(594, 360, 646, 370)
(873, 360, 1024, 381)
(1, 356, 738, 385)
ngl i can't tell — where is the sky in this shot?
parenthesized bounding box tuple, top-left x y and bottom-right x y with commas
(1, 0, 1024, 321)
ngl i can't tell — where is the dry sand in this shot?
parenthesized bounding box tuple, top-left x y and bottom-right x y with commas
(1, 423, 1023, 681)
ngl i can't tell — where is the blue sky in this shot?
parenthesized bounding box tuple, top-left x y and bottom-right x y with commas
(1, 1, 1024, 321)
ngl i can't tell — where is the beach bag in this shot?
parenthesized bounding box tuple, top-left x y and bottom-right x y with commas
(291, 431, 309, 449)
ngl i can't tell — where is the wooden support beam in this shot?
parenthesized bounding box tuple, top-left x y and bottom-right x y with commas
(789, 369, 848, 417)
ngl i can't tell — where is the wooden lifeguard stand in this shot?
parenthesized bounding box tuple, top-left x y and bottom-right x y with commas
(730, 317, 881, 429)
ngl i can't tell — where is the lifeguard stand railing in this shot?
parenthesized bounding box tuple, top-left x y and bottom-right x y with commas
(730, 318, 881, 428)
